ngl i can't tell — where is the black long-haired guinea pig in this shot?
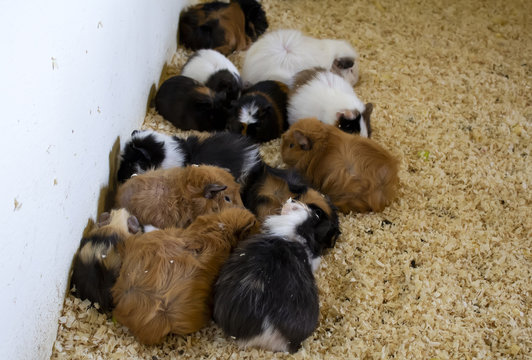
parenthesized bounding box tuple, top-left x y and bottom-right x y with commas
(117, 129, 261, 184)
(179, 0, 268, 56)
(213, 199, 333, 353)
(70, 209, 141, 313)
(241, 163, 341, 247)
(226, 80, 289, 143)
(154, 75, 228, 132)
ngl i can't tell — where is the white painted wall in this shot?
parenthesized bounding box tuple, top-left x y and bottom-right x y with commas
(0, 0, 188, 358)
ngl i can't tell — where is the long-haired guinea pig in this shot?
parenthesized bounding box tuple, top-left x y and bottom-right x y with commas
(117, 129, 261, 184)
(289, 67, 373, 137)
(281, 118, 399, 213)
(154, 75, 228, 131)
(226, 80, 289, 143)
(181, 49, 242, 108)
(241, 29, 359, 87)
(213, 199, 332, 353)
(179, 0, 268, 56)
(70, 209, 141, 313)
(115, 165, 243, 229)
(111, 207, 259, 345)
(241, 163, 341, 246)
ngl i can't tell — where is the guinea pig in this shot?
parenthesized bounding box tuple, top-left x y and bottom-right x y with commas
(213, 199, 330, 353)
(154, 75, 228, 131)
(241, 162, 341, 247)
(181, 49, 242, 107)
(241, 29, 359, 87)
(117, 129, 261, 184)
(115, 165, 244, 229)
(70, 209, 141, 313)
(179, 0, 268, 56)
(281, 118, 399, 213)
(289, 67, 373, 137)
(226, 80, 289, 143)
(111, 207, 259, 345)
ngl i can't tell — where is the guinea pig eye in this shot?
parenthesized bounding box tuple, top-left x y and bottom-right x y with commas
(224, 195, 231, 203)
(314, 208, 325, 219)
(289, 143, 294, 149)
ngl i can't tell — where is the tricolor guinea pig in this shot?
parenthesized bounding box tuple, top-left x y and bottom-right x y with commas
(154, 75, 228, 131)
(281, 118, 399, 213)
(179, 0, 268, 56)
(241, 29, 359, 87)
(181, 49, 242, 107)
(226, 80, 289, 143)
(241, 162, 340, 247)
(117, 129, 261, 184)
(70, 209, 141, 313)
(115, 165, 244, 229)
(289, 67, 373, 137)
(213, 199, 330, 353)
(112, 207, 259, 345)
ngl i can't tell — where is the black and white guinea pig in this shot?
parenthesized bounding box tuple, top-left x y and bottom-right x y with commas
(226, 80, 289, 143)
(178, 0, 268, 56)
(154, 75, 228, 132)
(117, 129, 261, 184)
(181, 49, 242, 108)
(241, 29, 359, 87)
(213, 199, 332, 353)
(289, 68, 373, 137)
(241, 162, 341, 247)
(70, 209, 141, 313)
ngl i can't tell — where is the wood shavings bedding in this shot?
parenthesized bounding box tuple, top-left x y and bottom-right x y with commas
(52, 0, 531, 358)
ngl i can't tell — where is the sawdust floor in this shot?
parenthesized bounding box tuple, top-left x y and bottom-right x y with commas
(52, 0, 531, 359)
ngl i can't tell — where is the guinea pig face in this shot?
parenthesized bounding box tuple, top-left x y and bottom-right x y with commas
(205, 70, 242, 107)
(228, 99, 276, 142)
(332, 57, 359, 86)
(335, 103, 373, 137)
(263, 199, 311, 239)
(281, 128, 313, 166)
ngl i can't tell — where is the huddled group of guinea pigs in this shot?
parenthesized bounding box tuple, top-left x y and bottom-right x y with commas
(70, 0, 400, 354)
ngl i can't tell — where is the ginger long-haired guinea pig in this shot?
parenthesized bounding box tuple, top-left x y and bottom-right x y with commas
(70, 209, 141, 313)
(111, 207, 259, 345)
(115, 165, 243, 229)
(281, 118, 399, 213)
(179, 0, 268, 56)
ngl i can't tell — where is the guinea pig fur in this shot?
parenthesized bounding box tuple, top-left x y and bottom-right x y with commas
(181, 49, 242, 107)
(178, 0, 268, 56)
(213, 199, 329, 353)
(289, 68, 373, 137)
(226, 80, 289, 143)
(115, 165, 244, 229)
(117, 130, 185, 183)
(112, 207, 259, 345)
(155, 75, 228, 132)
(70, 209, 141, 313)
(241, 29, 359, 87)
(281, 118, 399, 213)
(117, 129, 261, 184)
(241, 163, 341, 247)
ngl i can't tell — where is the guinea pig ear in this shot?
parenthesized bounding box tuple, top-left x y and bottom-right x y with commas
(293, 130, 312, 150)
(204, 184, 228, 199)
(130, 142, 152, 162)
(97, 212, 111, 227)
(333, 57, 355, 70)
(127, 215, 140, 234)
(363, 103, 374, 119)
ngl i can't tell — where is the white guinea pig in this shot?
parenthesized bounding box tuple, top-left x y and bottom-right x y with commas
(241, 29, 359, 87)
(288, 68, 373, 137)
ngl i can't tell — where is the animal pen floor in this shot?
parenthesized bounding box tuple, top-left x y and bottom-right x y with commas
(52, 0, 531, 359)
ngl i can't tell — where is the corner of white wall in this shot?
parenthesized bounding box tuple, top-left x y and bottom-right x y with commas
(0, 1, 188, 359)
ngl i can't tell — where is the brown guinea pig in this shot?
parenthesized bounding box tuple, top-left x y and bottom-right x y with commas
(111, 207, 259, 345)
(70, 209, 141, 313)
(281, 118, 399, 213)
(179, 0, 268, 56)
(115, 165, 243, 229)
